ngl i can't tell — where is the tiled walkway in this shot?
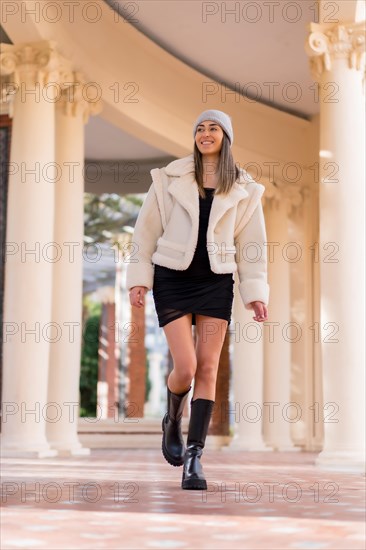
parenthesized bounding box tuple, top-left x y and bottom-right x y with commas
(1, 449, 365, 549)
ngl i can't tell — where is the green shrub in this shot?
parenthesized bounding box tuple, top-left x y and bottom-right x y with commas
(79, 312, 101, 417)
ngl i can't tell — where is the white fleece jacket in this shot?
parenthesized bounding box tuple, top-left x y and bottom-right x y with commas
(126, 154, 269, 310)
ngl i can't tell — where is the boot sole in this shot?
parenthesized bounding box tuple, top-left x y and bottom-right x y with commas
(161, 417, 184, 467)
(181, 477, 207, 490)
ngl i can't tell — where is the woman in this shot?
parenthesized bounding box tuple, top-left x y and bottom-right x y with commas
(126, 109, 269, 491)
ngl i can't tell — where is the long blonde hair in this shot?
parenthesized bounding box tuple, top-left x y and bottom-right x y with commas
(193, 132, 240, 199)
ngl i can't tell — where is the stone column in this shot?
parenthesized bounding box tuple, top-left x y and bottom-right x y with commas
(263, 194, 296, 451)
(306, 20, 366, 472)
(144, 351, 165, 417)
(286, 183, 319, 450)
(0, 41, 72, 456)
(46, 73, 101, 455)
(228, 279, 269, 451)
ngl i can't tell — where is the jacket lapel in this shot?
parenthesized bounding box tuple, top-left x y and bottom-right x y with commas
(165, 154, 250, 229)
(167, 172, 199, 225)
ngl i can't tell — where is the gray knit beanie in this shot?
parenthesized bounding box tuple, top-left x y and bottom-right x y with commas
(193, 109, 233, 145)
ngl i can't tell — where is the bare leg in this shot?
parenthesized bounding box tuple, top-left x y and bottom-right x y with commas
(163, 313, 197, 393)
(193, 314, 228, 401)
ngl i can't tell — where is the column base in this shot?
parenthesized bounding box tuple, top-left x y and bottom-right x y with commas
(0, 448, 58, 459)
(315, 450, 366, 474)
(265, 440, 300, 451)
(228, 436, 271, 451)
(48, 440, 91, 456)
(275, 445, 301, 452)
(55, 446, 91, 457)
(0, 436, 58, 458)
(206, 435, 231, 450)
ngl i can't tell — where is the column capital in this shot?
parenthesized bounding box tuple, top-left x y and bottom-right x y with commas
(305, 21, 366, 82)
(0, 40, 73, 117)
(0, 40, 73, 86)
(56, 71, 103, 124)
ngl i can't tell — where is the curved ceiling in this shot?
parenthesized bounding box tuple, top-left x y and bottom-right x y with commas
(2, 1, 363, 167)
(85, 115, 167, 161)
(107, 0, 317, 118)
(94, 0, 318, 165)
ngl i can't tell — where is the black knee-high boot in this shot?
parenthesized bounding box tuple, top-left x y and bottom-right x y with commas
(181, 398, 215, 490)
(161, 385, 191, 466)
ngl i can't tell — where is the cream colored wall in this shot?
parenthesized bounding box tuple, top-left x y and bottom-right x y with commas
(288, 114, 323, 451)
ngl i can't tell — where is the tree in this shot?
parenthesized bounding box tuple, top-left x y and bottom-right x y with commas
(79, 311, 101, 417)
(84, 192, 141, 245)
(80, 192, 145, 416)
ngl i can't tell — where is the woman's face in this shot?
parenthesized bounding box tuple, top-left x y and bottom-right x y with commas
(195, 120, 224, 156)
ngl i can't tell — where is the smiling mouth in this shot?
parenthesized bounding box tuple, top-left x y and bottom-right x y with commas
(201, 141, 214, 145)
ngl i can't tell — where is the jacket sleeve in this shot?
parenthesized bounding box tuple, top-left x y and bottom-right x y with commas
(125, 182, 164, 291)
(234, 197, 270, 310)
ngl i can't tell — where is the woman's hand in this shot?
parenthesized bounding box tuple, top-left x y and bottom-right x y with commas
(249, 301, 268, 322)
(129, 286, 148, 308)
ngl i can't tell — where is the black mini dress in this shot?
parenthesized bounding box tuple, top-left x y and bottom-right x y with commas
(152, 187, 234, 327)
